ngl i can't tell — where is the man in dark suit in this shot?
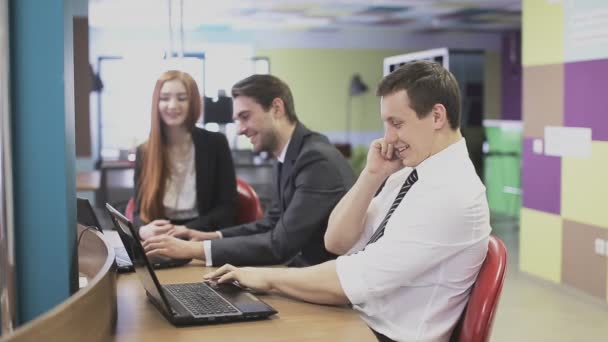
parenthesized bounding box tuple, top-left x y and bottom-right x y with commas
(143, 74, 355, 267)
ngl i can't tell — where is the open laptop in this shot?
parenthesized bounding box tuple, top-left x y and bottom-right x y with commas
(76, 197, 190, 272)
(105, 203, 277, 326)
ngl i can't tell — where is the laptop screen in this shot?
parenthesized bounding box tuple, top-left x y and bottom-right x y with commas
(105, 203, 174, 314)
(77, 198, 103, 233)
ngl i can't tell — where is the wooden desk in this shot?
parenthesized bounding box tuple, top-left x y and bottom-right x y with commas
(76, 170, 101, 191)
(115, 263, 375, 341)
(1, 226, 116, 342)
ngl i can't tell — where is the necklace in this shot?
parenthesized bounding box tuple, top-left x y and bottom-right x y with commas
(168, 134, 193, 160)
(167, 141, 195, 210)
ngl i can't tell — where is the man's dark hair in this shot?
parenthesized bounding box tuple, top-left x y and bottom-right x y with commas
(231, 74, 298, 123)
(376, 60, 461, 129)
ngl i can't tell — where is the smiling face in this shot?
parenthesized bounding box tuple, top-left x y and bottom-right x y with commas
(232, 95, 279, 153)
(381, 89, 437, 168)
(158, 79, 189, 128)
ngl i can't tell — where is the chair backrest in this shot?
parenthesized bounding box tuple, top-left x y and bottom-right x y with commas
(451, 235, 507, 342)
(125, 197, 135, 222)
(125, 178, 263, 225)
(236, 177, 263, 224)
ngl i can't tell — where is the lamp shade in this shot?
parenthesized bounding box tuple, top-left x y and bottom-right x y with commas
(349, 74, 368, 96)
(90, 63, 103, 92)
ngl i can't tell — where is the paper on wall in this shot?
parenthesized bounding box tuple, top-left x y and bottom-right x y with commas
(533, 139, 543, 154)
(544, 126, 592, 158)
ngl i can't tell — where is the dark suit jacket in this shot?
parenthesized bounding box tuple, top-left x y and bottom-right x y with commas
(133, 128, 238, 231)
(211, 123, 356, 267)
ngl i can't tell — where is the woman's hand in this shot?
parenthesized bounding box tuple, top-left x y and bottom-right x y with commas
(138, 220, 173, 241)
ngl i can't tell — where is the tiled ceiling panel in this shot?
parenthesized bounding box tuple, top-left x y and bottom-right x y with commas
(90, 0, 521, 32)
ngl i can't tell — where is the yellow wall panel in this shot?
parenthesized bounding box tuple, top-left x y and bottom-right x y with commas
(522, 0, 564, 66)
(561, 141, 608, 229)
(519, 208, 563, 283)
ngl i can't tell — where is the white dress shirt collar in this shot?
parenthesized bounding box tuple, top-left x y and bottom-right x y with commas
(277, 137, 291, 163)
(384, 138, 467, 185)
(414, 137, 467, 180)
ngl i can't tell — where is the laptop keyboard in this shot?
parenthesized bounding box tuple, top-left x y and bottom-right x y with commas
(164, 283, 240, 316)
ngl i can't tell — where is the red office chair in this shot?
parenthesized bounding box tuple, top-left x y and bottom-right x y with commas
(125, 197, 135, 222)
(236, 177, 263, 224)
(125, 178, 262, 225)
(451, 235, 507, 342)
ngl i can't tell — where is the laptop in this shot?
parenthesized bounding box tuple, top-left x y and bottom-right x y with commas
(76, 197, 190, 272)
(105, 203, 277, 326)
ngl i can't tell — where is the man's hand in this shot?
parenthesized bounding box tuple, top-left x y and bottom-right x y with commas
(164, 226, 220, 241)
(167, 225, 192, 239)
(189, 231, 221, 242)
(203, 264, 274, 293)
(142, 235, 203, 260)
(139, 220, 173, 241)
(363, 138, 404, 180)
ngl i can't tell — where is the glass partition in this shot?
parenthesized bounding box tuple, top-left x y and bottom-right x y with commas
(483, 120, 522, 218)
(97, 55, 204, 159)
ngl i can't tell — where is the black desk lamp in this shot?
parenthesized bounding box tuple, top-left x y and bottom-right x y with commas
(345, 73, 369, 147)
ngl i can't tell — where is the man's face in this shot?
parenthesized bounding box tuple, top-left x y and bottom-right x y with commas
(380, 89, 436, 168)
(233, 96, 278, 153)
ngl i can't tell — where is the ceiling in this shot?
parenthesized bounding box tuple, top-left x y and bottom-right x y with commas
(89, 0, 521, 33)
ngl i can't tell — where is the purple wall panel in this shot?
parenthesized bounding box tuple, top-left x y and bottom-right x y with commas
(522, 138, 561, 214)
(564, 59, 608, 141)
(501, 31, 522, 120)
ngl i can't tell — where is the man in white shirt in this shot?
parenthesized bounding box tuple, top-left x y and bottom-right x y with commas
(204, 61, 491, 342)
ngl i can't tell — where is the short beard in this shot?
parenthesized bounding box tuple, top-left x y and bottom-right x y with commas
(255, 128, 279, 154)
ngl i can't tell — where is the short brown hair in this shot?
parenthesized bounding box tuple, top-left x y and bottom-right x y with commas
(231, 74, 298, 123)
(377, 60, 461, 129)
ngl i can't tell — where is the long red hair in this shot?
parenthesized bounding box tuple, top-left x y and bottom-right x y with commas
(138, 70, 202, 222)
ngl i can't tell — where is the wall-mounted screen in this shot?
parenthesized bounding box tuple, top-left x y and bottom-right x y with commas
(383, 47, 449, 76)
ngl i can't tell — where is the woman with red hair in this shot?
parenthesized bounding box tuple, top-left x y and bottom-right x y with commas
(135, 70, 237, 240)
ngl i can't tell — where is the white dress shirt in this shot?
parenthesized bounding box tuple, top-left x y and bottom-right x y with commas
(276, 137, 291, 163)
(203, 138, 292, 266)
(163, 143, 198, 221)
(336, 138, 491, 342)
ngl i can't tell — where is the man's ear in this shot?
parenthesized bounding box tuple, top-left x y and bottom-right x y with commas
(271, 98, 285, 119)
(431, 104, 448, 130)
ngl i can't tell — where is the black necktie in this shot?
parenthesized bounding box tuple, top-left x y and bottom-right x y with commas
(366, 169, 418, 247)
(276, 162, 283, 194)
